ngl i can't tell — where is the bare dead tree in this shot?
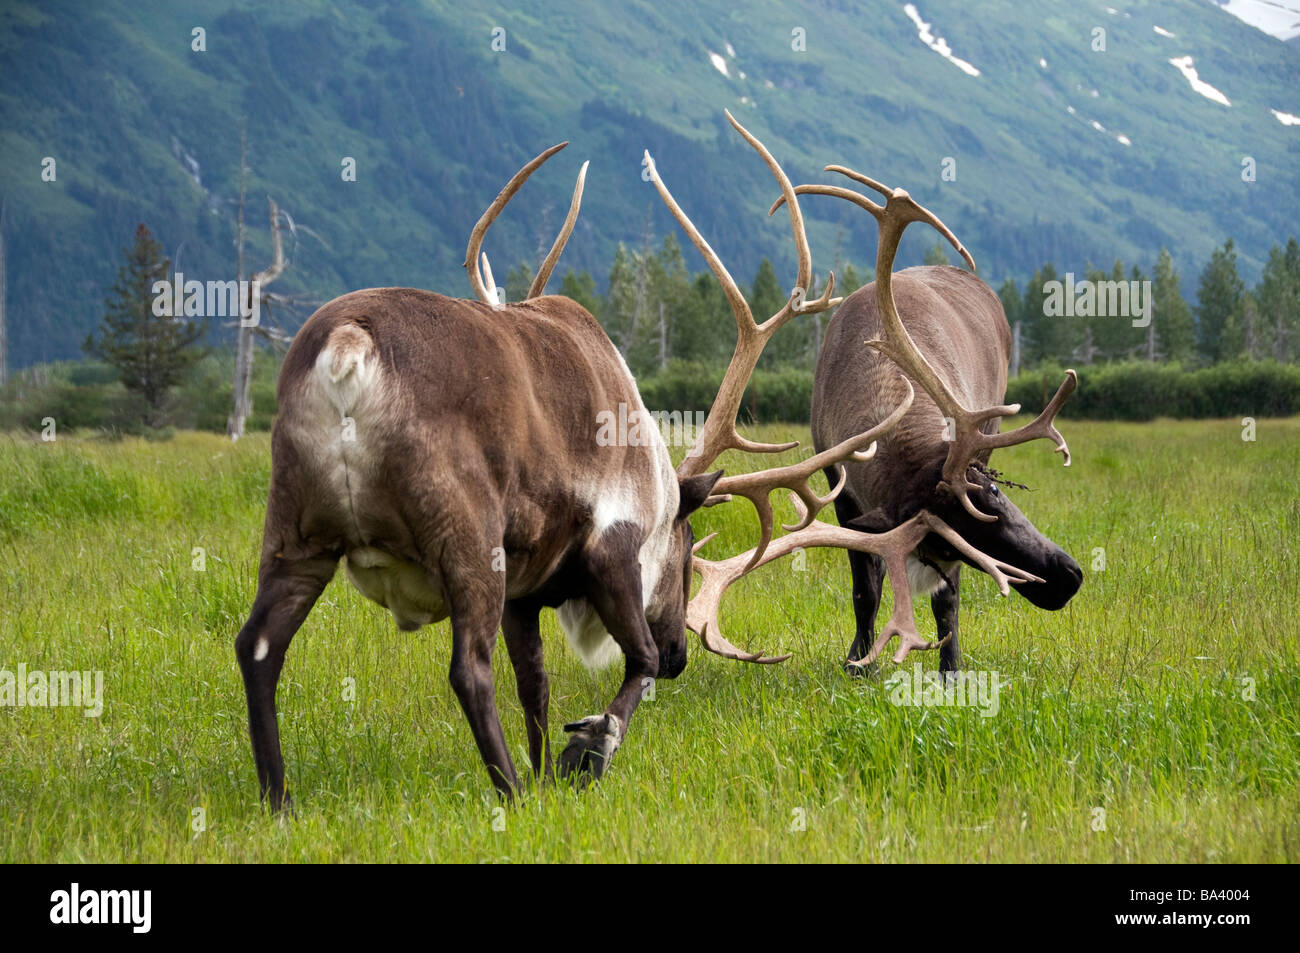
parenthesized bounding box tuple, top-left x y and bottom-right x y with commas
(227, 196, 285, 439)
(1244, 295, 1259, 360)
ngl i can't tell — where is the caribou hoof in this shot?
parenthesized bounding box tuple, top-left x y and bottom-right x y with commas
(558, 714, 622, 785)
(267, 790, 297, 821)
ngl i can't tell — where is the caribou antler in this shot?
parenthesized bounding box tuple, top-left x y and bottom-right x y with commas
(688, 496, 1043, 666)
(464, 143, 589, 307)
(647, 110, 928, 663)
(646, 110, 842, 485)
(708, 378, 915, 571)
(774, 169, 1077, 521)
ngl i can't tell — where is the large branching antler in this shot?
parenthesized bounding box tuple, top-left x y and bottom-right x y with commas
(464, 143, 589, 307)
(688, 496, 1043, 665)
(774, 169, 1077, 522)
(646, 110, 842, 484)
(708, 379, 915, 572)
(647, 110, 924, 663)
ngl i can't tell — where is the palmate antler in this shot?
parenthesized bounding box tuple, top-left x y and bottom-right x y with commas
(773, 169, 1077, 522)
(464, 142, 589, 307)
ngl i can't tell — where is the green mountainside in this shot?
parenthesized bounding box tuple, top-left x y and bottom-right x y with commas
(1, 0, 1297, 367)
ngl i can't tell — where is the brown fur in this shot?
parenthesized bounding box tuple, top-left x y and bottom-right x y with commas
(813, 265, 1010, 514)
(269, 287, 668, 592)
(813, 264, 1081, 673)
(235, 285, 707, 807)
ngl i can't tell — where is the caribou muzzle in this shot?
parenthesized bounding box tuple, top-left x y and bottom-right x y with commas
(1011, 548, 1082, 610)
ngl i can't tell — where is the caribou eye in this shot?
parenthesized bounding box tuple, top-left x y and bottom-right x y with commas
(989, 484, 1000, 496)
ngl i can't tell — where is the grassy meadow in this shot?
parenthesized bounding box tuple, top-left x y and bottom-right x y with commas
(0, 417, 1297, 862)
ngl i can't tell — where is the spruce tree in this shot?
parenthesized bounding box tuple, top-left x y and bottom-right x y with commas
(1152, 247, 1195, 363)
(559, 269, 603, 317)
(749, 258, 801, 367)
(84, 223, 204, 428)
(1195, 238, 1245, 363)
(923, 242, 951, 266)
(1256, 242, 1299, 362)
(504, 261, 534, 303)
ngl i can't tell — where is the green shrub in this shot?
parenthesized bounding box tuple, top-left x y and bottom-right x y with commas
(637, 360, 815, 424)
(1009, 361, 1300, 420)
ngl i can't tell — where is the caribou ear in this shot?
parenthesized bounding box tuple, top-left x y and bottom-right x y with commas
(677, 470, 724, 519)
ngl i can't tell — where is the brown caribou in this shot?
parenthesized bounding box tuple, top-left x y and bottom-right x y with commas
(232, 119, 885, 810)
(774, 166, 1083, 672)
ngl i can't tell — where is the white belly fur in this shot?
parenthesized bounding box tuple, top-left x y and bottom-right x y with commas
(345, 547, 448, 631)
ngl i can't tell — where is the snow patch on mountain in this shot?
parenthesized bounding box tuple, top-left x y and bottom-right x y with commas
(1210, 0, 1300, 42)
(1153, 25, 1177, 38)
(1168, 56, 1232, 106)
(1272, 108, 1300, 125)
(902, 4, 980, 77)
(708, 50, 728, 77)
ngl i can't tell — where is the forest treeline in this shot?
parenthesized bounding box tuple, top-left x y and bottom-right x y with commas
(3, 227, 1300, 434)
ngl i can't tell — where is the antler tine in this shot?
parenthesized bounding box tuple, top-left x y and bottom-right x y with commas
(648, 113, 843, 480)
(689, 505, 1042, 666)
(724, 110, 814, 323)
(771, 181, 976, 274)
(824, 167, 976, 273)
(783, 165, 1075, 521)
(822, 164, 893, 199)
(707, 377, 915, 570)
(465, 141, 569, 307)
(644, 146, 788, 475)
(528, 159, 589, 298)
(642, 147, 754, 340)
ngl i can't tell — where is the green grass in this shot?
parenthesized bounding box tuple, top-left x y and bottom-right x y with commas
(0, 418, 1297, 862)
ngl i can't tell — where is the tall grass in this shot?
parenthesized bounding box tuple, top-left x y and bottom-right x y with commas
(0, 418, 1296, 861)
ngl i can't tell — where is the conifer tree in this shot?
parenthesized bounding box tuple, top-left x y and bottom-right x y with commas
(84, 223, 204, 428)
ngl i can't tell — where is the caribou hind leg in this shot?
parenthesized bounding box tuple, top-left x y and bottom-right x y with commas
(501, 598, 553, 782)
(558, 524, 658, 785)
(931, 564, 962, 674)
(235, 550, 339, 813)
(440, 543, 522, 799)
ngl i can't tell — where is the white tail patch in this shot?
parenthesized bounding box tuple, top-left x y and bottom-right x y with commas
(557, 598, 623, 669)
(314, 323, 379, 416)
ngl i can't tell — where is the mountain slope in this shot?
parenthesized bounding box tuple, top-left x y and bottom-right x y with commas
(0, 0, 1297, 367)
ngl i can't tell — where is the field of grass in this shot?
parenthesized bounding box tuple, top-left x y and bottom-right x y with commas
(0, 417, 1297, 862)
